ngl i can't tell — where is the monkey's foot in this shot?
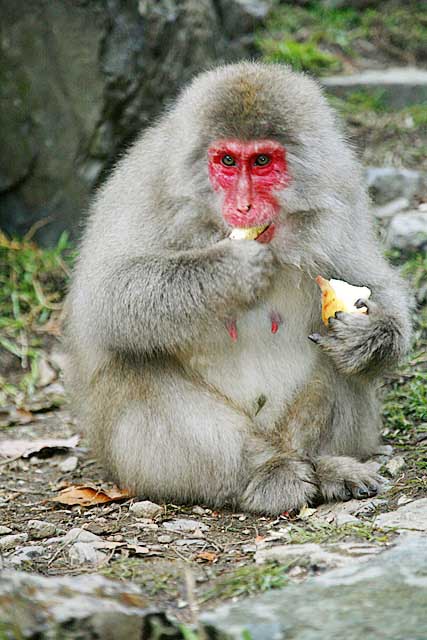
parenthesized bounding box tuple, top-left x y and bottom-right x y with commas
(240, 458, 317, 515)
(314, 455, 383, 502)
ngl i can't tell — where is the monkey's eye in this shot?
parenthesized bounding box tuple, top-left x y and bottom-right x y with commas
(221, 155, 236, 167)
(254, 154, 271, 167)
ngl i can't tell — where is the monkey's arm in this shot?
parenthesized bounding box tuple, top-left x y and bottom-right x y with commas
(89, 239, 273, 355)
(310, 253, 412, 376)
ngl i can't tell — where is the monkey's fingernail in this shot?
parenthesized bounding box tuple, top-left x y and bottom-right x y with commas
(308, 333, 321, 344)
(334, 311, 343, 319)
(355, 487, 369, 499)
(355, 298, 368, 310)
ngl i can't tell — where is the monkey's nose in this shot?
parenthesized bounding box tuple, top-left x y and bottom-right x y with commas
(237, 204, 252, 214)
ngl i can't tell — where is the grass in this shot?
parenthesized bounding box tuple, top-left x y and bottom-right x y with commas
(256, 1, 427, 75)
(0, 230, 74, 404)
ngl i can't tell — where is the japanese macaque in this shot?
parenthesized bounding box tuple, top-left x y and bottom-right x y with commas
(65, 62, 411, 514)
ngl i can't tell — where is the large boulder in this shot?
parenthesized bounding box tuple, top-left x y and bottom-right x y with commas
(0, 0, 273, 244)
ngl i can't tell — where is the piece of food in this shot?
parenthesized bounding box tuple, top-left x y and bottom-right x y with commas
(316, 276, 371, 326)
(229, 224, 269, 240)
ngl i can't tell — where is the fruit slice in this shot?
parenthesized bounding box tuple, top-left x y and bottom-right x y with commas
(316, 276, 371, 327)
(229, 225, 269, 240)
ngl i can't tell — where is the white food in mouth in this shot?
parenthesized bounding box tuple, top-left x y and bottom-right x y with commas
(229, 224, 269, 240)
(329, 279, 371, 312)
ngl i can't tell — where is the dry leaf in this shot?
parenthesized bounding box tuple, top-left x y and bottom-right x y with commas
(298, 505, 317, 520)
(196, 551, 218, 563)
(50, 484, 132, 507)
(127, 544, 150, 554)
(0, 435, 79, 459)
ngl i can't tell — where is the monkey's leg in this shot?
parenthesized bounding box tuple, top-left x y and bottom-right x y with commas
(314, 456, 382, 502)
(93, 361, 318, 514)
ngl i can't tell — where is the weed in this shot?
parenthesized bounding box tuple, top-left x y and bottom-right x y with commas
(0, 230, 74, 403)
(258, 38, 340, 74)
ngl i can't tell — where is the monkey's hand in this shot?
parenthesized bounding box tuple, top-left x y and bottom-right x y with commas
(218, 238, 275, 306)
(309, 298, 406, 376)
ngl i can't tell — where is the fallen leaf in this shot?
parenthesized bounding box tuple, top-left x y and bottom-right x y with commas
(0, 435, 79, 460)
(196, 551, 218, 563)
(298, 504, 317, 520)
(50, 484, 132, 507)
(127, 544, 150, 554)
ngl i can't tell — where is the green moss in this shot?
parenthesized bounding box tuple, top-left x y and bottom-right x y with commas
(258, 38, 341, 74)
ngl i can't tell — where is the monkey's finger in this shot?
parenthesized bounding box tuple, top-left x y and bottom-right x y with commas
(308, 333, 322, 344)
(354, 298, 369, 311)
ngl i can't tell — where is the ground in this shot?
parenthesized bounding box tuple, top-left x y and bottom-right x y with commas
(1, 1, 427, 631)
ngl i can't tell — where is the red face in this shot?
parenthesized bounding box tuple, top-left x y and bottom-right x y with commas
(208, 139, 289, 243)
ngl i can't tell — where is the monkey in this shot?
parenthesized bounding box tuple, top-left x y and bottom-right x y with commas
(64, 62, 411, 515)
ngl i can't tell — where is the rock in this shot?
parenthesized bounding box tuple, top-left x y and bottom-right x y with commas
(0, 570, 179, 638)
(63, 528, 102, 544)
(255, 542, 376, 569)
(386, 211, 427, 251)
(397, 495, 413, 506)
(364, 167, 425, 205)
(375, 498, 427, 532)
(68, 542, 107, 566)
(0, 533, 28, 551)
(6, 545, 45, 567)
(1, 0, 270, 244)
(157, 535, 172, 544)
(373, 197, 410, 220)
(323, 67, 427, 109)
(384, 456, 406, 478)
(192, 505, 206, 516)
(203, 535, 427, 639)
(36, 356, 57, 387)
(28, 520, 57, 539)
(59, 455, 78, 472)
(335, 513, 360, 526)
(314, 497, 387, 523)
(130, 500, 162, 519)
(163, 519, 209, 533)
(0, 526, 12, 535)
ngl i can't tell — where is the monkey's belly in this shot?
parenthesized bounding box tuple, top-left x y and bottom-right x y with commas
(187, 304, 317, 430)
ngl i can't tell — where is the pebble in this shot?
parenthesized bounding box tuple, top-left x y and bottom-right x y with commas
(163, 519, 209, 533)
(0, 533, 28, 551)
(335, 513, 360, 527)
(63, 528, 102, 544)
(157, 535, 172, 544)
(192, 506, 206, 516)
(59, 456, 78, 472)
(385, 456, 406, 478)
(130, 500, 163, 519)
(6, 545, 45, 567)
(68, 542, 106, 566)
(0, 526, 12, 535)
(28, 520, 57, 539)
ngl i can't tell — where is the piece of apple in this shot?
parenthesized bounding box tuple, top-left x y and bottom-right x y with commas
(229, 225, 269, 240)
(316, 276, 371, 327)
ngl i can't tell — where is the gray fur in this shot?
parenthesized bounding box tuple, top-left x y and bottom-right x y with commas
(64, 62, 411, 515)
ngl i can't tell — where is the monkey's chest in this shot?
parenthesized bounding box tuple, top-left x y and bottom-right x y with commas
(187, 286, 318, 429)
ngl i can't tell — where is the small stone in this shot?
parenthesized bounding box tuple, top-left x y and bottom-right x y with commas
(374, 197, 410, 219)
(364, 166, 426, 205)
(0, 533, 28, 551)
(68, 542, 107, 565)
(130, 500, 162, 519)
(192, 506, 206, 516)
(6, 545, 45, 567)
(28, 520, 56, 539)
(241, 544, 256, 553)
(59, 456, 78, 472)
(157, 535, 172, 544)
(175, 539, 206, 547)
(36, 356, 57, 388)
(335, 513, 360, 526)
(385, 456, 406, 478)
(0, 526, 12, 535)
(163, 519, 209, 533)
(397, 495, 413, 506)
(63, 528, 102, 544)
